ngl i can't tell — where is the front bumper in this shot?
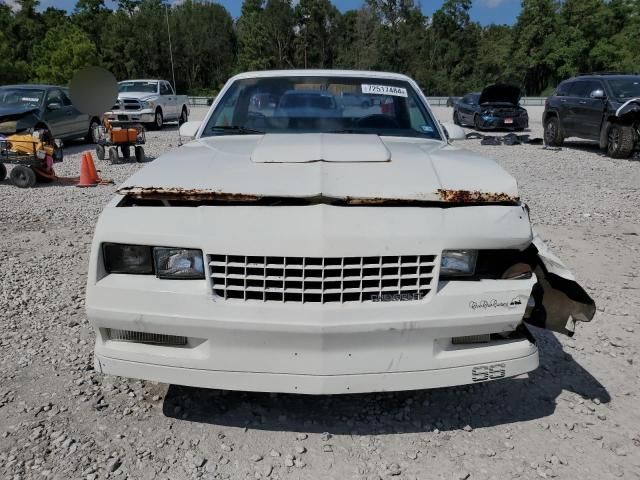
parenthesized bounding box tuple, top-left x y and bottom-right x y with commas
(90, 275, 538, 394)
(104, 109, 155, 123)
(477, 116, 528, 130)
(87, 204, 538, 394)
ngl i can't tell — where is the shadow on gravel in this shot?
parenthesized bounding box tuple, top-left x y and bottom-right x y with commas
(162, 328, 610, 434)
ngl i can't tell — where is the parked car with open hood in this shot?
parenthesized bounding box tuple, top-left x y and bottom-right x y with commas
(86, 70, 594, 395)
(543, 73, 640, 158)
(453, 84, 528, 131)
(0, 84, 101, 142)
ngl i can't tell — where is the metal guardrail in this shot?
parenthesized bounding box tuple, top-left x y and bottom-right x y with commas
(424, 97, 547, 106)
(188, 96, 214, 106)
(188, 96, 548, 107)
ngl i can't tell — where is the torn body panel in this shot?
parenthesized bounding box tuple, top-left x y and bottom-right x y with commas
(615, 98, 640, 119)
(528, 232, 596, 336)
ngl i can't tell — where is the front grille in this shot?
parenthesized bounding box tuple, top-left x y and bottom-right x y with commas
(209, 255, 437, 303)
(112, 100, 142, 111)
(106, 328, 187, 346)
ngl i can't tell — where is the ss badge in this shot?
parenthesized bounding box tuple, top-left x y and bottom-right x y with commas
(472, 363, 506, 382)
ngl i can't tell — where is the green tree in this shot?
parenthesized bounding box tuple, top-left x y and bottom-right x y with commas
(10, 0, 45, 78)
(335, 7, 379, 70)
(33, 23, 97, 84)
(509, 0, 562, 95)
(366, 0, 426, 73)
(73, 0, 110, 53)
(293, 0, 341, 68)
(420, 0, 480, 94)
(171, 0, 236, 91)
(237, 0, 295, 70)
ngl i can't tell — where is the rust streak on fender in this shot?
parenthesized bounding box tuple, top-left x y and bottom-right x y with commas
(437, 189, 519, 204)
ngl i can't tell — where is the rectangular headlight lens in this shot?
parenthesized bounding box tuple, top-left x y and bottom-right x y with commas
(440, 250, 478, 277)
(103, 243, 153, 274)
(153, 248, 204, 279)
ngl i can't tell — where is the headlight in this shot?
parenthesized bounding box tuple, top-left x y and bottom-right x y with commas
(103, 243, 153, 274)
(154, 248, 204, 279)
(102, 244, 205, 279)
(440, 250, 478, 277)
(141, 100, 156, 109)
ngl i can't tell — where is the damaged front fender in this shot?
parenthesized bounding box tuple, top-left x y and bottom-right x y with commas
(527, 231, 596, 336)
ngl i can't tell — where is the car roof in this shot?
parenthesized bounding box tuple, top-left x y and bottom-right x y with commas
(228, 69, 414, 83)
(569, 74, 640, 81)
(119, 79, 160, 83)
(1, 84, 55, 89)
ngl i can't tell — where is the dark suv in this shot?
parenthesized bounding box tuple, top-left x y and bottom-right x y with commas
(543, 73, 640, 158)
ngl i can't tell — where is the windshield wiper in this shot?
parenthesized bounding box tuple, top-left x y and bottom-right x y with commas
(210, 126, 264, 135)
(327, 129, 370, 134)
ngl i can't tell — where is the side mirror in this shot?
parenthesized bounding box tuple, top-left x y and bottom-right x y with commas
(179, 121, 201, 139)
(590, 89, 606, 99)
(47, 102, 62, 110)
(441, 122, 466, 141)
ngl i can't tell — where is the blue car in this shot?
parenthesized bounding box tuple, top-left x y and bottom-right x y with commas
(453, 84, 529, 131)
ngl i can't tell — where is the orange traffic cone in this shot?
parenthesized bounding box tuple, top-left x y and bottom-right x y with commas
(76, 154, 96, 187)
(85, 151, 100, 183)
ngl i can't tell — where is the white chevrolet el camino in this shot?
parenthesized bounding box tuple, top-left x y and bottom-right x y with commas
(86, 70, 595, 394)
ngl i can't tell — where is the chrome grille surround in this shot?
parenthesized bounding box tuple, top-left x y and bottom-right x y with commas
(106, 328, 187, 346)
(209, 254, 437, 303)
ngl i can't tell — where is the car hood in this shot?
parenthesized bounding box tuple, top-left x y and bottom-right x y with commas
(117, 134, 519, 204)
(0, 104, 39, 120)
(479, 84, 521, 106)
(117, 92, 157, 101)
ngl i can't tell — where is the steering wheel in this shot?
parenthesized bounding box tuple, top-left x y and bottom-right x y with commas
(356, 114, 400, 129)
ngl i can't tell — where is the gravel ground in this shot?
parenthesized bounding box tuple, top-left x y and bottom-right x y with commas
(1, 106, 639, 480)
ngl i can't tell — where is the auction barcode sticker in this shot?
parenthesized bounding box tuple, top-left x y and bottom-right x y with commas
(361, 84, 408, 97)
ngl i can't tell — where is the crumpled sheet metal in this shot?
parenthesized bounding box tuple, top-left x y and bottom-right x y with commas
(615, 98, 640, 118)
(529, 230, 596, 336)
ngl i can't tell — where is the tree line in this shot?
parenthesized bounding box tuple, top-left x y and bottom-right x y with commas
(0, 0, 638, 96)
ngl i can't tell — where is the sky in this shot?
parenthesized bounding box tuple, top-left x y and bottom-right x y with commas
(29, 0, 522, 26)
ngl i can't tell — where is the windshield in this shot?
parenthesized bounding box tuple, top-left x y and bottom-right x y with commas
(608, 77, 640, 100)
(0, 88, 44, 108)
(202, 76, 441, 140)
(118, 81, 158, 94)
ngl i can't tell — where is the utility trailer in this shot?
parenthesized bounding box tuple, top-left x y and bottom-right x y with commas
(94, 120, 146, 164)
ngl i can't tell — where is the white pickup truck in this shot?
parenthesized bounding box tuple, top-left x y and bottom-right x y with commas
(104, 79, 189, 129)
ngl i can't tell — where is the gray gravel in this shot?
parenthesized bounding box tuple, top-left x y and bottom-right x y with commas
(1, 106, 640, 479)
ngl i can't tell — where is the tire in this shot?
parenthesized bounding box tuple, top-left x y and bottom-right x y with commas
(152, 109, 163, 130)
(179, 107, 188, 125)
(121, 145, 131, 158)
(86, 117, 100, 143)
(134, 146, 145, 163)
(96, 144, 105, 161)
(10, 165, 36, 188)
(453, 111, 461, 126)
(606, 124, 635, 159)
(474, 114, 482, 131)
(544, 116, 564, 147)
(108, 146, 119, 164)
(0, 163, 6, 181)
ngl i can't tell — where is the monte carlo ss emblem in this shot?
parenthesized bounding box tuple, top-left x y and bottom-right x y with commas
(371, 292, 425, 302)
